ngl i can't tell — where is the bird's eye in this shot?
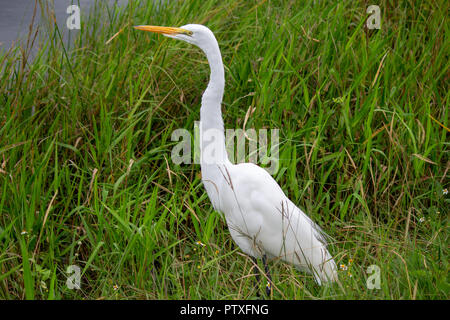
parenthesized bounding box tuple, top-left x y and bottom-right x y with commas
(183, 30, 193, 36)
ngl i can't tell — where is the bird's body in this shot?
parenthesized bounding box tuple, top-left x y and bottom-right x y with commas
(135, 24, 337, 285)
(203, 161, 337, 284)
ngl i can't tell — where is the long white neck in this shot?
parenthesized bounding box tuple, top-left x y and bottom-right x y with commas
(199, 36, 230, 166)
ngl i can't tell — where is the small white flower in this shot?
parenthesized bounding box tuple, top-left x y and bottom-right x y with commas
(443, 188, 448, 195)
(196, 240, 206, 247)
(419, 217, 425, 223)
(21, 230, 27, 235)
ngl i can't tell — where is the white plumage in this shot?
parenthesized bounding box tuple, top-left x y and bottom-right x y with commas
(135, 24, 338, 286)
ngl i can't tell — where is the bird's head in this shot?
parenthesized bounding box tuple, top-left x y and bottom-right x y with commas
(133, 24, 216, 52)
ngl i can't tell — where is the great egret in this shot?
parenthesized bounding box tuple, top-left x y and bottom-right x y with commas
(134, 24, 338, 294)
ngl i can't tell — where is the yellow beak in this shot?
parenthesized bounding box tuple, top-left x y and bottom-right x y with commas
(133, 25, 192, 36)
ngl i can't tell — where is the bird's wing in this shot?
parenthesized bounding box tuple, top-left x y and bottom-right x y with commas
(228, 162, 329, 243)
(223, 162, 337, 283)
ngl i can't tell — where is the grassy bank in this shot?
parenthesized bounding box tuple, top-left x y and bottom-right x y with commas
(0, 0, 448, 299)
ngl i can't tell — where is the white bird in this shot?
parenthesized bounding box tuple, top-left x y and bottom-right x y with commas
(134, 24, 338, 293)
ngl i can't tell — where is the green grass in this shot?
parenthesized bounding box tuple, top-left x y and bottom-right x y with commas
(0, 0, 448, 299)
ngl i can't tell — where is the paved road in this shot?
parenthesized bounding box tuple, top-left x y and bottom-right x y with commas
(0, 0, 128, 51)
